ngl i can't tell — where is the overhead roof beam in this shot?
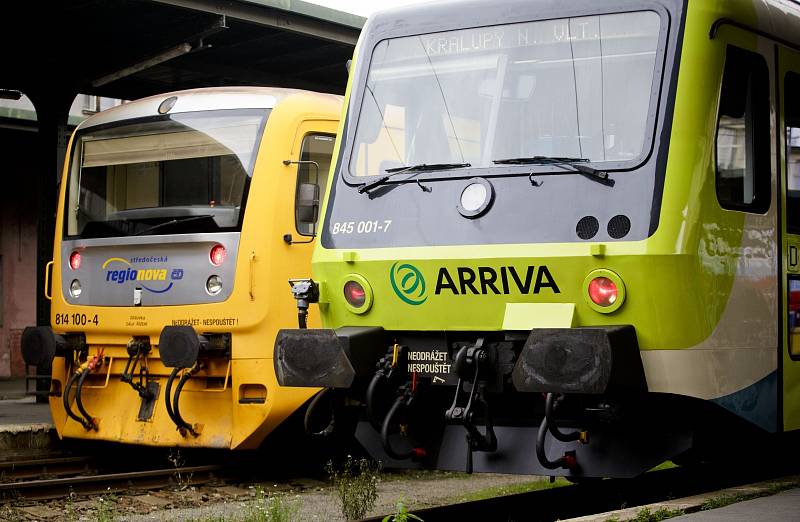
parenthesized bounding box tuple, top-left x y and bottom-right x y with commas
(149, 0, 360, 46)
(91, 16, 228, 88)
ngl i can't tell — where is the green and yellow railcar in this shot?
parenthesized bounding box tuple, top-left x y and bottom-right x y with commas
(275, 0, 800, 477)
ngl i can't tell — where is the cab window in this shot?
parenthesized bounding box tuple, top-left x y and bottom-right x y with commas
(715, 46, 770, 213)
(296, 133, 335, 236)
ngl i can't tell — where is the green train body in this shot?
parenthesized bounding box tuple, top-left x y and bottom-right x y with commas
(275, 0, 800, 477)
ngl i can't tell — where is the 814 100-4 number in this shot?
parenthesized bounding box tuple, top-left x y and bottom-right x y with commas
(55, 313, 99, 326)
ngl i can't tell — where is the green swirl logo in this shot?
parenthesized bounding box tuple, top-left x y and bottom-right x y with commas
(390, 262, 428, 305)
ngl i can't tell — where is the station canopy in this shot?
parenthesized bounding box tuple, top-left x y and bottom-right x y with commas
(1, 0, 364, 101)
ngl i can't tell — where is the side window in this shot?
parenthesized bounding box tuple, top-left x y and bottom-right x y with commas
(716, 46, 770, 213)
(296, 133, 335, 236)
(786, 72, 800, 234)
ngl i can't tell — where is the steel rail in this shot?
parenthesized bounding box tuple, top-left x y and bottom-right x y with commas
(0, 464, 225, 502)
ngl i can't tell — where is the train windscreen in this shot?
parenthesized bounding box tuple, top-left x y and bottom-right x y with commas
(65, 109, 268, 239)
(349, 12, 660, 176)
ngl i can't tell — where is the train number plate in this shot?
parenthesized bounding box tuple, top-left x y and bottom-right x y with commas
(406, 348, 458, 385)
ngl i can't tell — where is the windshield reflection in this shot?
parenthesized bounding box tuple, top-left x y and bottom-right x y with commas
(349, 11, 661, 177)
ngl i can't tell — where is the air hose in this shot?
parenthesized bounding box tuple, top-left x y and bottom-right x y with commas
(63, 370, 92, 430)
(303, 389, 336, 437)
(74, 369, 97, 430)
(380, 389, 426, 461)
(545, 393, 584, 443)
(172, 370, 198, 436)
(164, 367, 181, 429)
(535, 393, 585, 470)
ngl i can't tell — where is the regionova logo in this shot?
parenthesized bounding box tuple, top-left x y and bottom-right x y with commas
(101, 257, 184, 294)
(389, 262, 428, 305)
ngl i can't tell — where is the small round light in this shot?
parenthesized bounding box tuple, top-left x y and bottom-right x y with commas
(158, 96, 178, 114)
(210, 244, 227, 266)
(70, 279, 82, 298)
(457, 178, 494, 218)
(206, 275, 222, 295)
(69, 251, 81, 271)
(588, 277, 618, 307)
(344, 280, 366, 308)
(460, 183, 487, 212)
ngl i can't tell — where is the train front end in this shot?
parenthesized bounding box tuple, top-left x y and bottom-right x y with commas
(23, 88, 323, 449)
(276, 0, 785, 478)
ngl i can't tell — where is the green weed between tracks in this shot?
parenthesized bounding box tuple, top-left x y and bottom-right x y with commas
(454, 477, 570, 503)
(327, 456, 381, 520)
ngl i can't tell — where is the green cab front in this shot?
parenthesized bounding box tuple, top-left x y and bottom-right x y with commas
(275, 0, 795, 478)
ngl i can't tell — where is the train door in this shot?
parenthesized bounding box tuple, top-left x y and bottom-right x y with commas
(712, 28, 779, 432)
(779, 45, 800, 432)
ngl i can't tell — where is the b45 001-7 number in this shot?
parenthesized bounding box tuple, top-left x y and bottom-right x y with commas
(55, 313, 99, 326)
(331, 220, 392, 234)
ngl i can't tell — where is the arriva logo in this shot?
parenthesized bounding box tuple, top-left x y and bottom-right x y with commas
(102, 257, 183, 294)
(390, 262, 428, 305)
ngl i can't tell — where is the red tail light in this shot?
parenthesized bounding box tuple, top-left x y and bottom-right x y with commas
(69, 251, 81, 271)
(210, 244, 227, 266)
(344, 280, 366, 308)
(588, 277, 618, 307)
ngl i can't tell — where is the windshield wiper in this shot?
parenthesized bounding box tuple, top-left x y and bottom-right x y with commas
(492, 156, 614, 187)
(132, 215, 213, 236)
(357, 163, 471, 194)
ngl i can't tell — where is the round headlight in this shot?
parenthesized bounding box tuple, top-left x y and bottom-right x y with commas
(583, 269, 626, 313)
(69, 251, 81, 271)
(70, 279, 82, 298)
(344, 280, 366, 308)
(342, 274, 373, 314)
(460, 183, 487, 212)
(588, 277, 617, 307)
(457, 178, 494, 218)
(206, 275, 222, 295)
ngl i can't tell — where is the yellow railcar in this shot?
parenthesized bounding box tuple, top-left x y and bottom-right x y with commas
(22, 87, 341, 449)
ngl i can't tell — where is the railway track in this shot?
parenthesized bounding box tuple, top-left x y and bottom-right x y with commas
(0, 451, 231, 502)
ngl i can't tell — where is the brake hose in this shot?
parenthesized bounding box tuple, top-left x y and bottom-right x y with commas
(381, 395, 416, 460)
(63, 371, 90, 429)
(164, 367, 181, 429)
(303, 389, 336, 437)
(74, 369, 97, 430)
(172, 371, 198, 436)
(545, 393, 582, 443)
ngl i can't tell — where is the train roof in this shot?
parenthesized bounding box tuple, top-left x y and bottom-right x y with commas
(77, 87, 342, 131)
(366, 0, 800, 52)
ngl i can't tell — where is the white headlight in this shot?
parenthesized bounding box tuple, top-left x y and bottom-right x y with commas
(457, 178, 494, 218)
(460, 183, 488, 212)
(206, 275, 222, 296)
(70, 279, 82, 298)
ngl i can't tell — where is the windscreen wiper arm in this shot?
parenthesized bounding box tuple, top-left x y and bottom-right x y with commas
(132, 215, 213, 236)
(492, 156, 614, 187)
(357, 163, 471, 194)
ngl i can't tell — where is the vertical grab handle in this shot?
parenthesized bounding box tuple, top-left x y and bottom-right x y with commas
(44, 261, 54, 301)
(249, 251, 256, 301)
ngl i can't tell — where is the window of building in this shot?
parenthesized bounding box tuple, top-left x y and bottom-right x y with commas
(716, 46, 770, 213)
(296, 134, 335, 236)
(786, 72, 800, 234)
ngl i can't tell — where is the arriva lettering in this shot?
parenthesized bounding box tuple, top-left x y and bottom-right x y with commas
(434, 266, 560, 295)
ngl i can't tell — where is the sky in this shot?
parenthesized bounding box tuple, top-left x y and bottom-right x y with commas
(306, 0, 432, 17)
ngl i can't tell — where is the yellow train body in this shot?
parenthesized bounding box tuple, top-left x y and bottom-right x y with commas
(42, 88, 341, 448)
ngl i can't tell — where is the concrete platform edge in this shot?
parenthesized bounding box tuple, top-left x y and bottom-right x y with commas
(560, 475, 800, 522)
